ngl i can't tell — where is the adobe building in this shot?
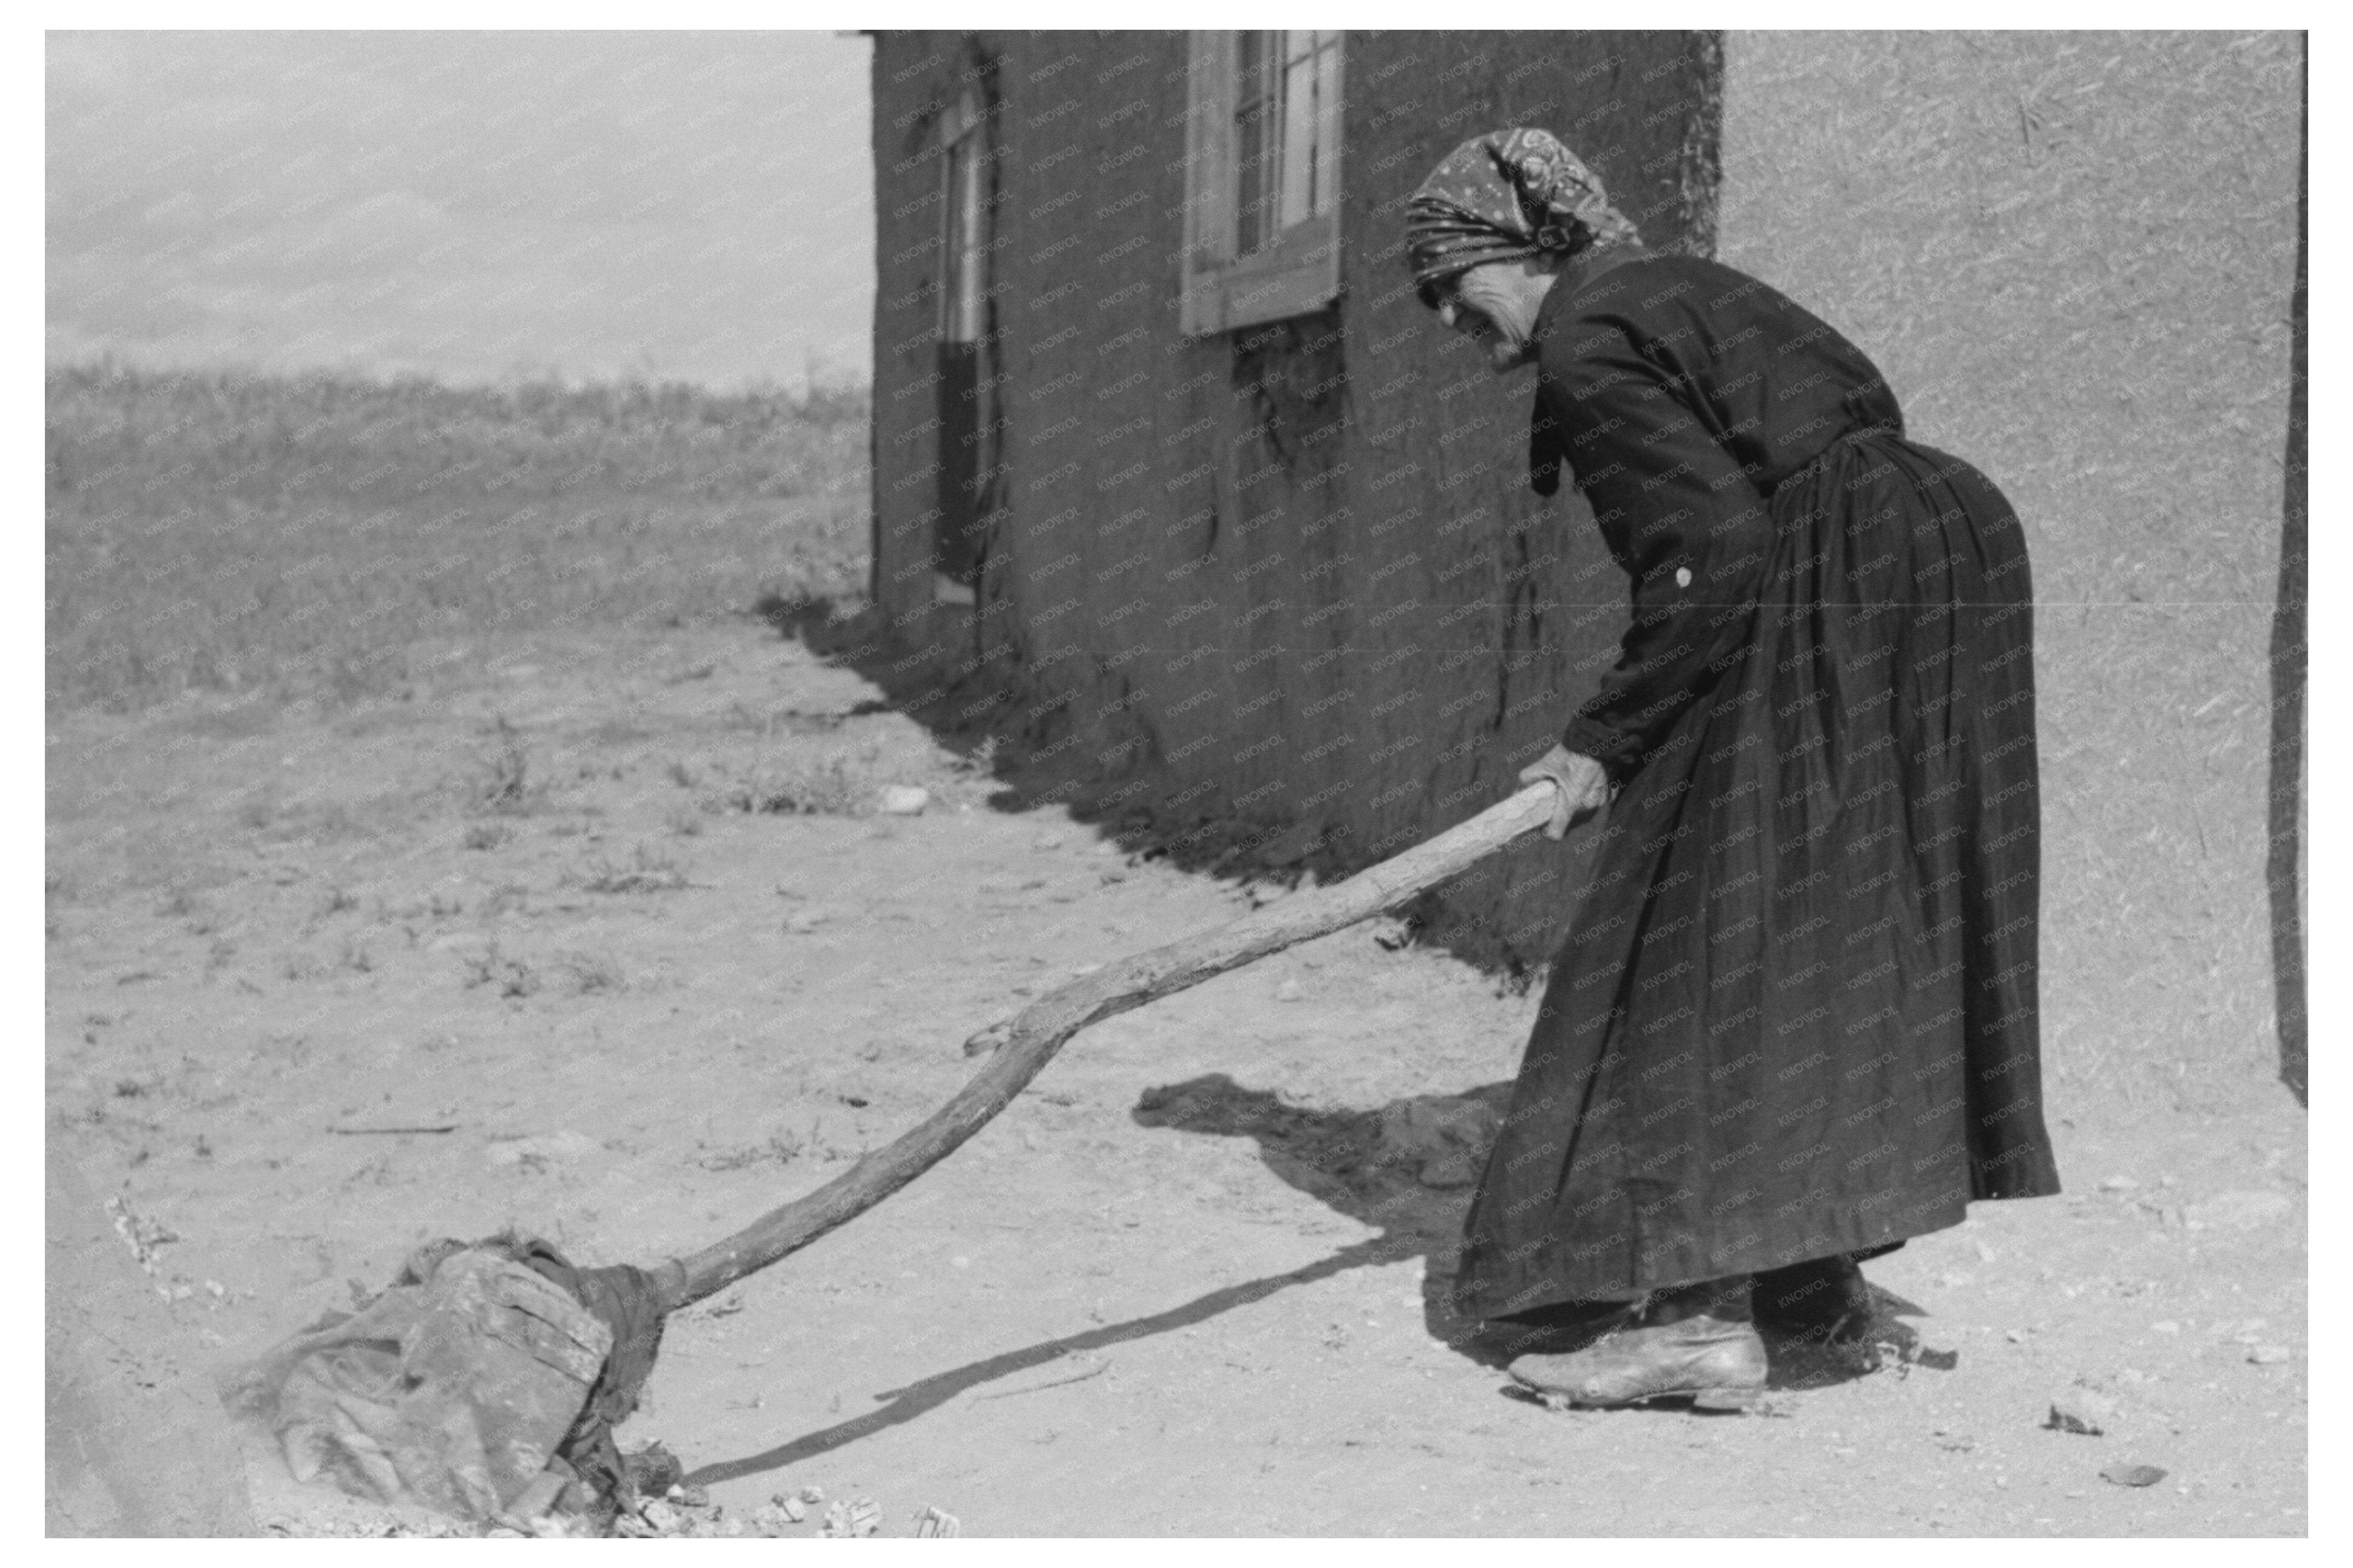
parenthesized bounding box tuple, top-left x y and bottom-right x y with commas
(865, 31, 2304, 1100)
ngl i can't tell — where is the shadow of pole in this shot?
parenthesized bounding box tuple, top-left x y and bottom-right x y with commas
(2267, 38, 2308, 1106)
(684, 1234, 1409, 1487)
(689, 1070, 1941, 1485)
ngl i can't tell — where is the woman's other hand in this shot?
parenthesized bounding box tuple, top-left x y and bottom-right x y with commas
(1519, 743, 1612, 840)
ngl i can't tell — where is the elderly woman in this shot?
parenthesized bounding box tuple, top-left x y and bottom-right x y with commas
(1405, 129, 2060, 1409)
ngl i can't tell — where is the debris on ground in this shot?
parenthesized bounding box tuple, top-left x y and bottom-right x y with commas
(1854, 1332, 1956, 1377)
(913, 1505, 962, 1537)
(2047, 1387, 2119, 1436)
(2100, 1462, 2169, 1488)
(821, 1496, 883, 1537)
(879, 785, 930, 815)
(622, 1443, 684, 1499)
(607, 1484, 756, 1538)
(752, 1498, 806, 1534)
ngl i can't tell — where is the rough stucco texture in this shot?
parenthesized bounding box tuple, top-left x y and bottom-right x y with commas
(1717, 30, 2301, 1096)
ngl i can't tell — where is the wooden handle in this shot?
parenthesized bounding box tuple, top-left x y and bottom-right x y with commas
(659, 780, 1562, 1308)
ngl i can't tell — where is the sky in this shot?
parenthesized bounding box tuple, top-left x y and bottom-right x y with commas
(46, 31, 877, 390)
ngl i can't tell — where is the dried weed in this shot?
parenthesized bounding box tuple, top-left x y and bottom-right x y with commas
(461, 942, 539, 998)
(578, 845, 690, 894)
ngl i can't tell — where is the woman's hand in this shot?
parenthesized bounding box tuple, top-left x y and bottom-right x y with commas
(1519, 743, 1613, 840)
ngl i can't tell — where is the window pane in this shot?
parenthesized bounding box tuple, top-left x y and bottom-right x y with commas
(1311, 35, 1340, 217)
(1235, 31, 1275, 254)
(939, 144, 961, 338)
(1279, 42, 1315, 231)
(1232, 29, 1340, 254)
(944, 140, 985, 342)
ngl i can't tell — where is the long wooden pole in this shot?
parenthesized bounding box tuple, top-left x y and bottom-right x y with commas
(658, 780, 1561, 1310)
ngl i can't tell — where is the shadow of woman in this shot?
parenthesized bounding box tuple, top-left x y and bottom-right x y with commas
(1128, 1072, 1523, 1364)
(689, 1075, 1939, 1485)
(1124, 1073, 1937, 1393)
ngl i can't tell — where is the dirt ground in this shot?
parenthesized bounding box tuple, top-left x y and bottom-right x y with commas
(44, 615, 2307, 1537)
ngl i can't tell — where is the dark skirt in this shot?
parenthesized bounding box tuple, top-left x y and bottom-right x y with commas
(1454, 432, 2061, 1319)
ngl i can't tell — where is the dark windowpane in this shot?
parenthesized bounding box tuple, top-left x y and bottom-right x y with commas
(940, 138, 985, 343)
(1280, 33, 1315, 229)
(1235, 32, 1272, 255)
(1309, 35, 1339, 217)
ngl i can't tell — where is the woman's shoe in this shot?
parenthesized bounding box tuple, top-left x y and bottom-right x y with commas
(1507, 1314, 1768, 1410)
(1751, 1253, 1873, 1344)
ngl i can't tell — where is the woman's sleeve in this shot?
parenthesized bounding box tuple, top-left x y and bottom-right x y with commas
(1545, 322, 1777, 784)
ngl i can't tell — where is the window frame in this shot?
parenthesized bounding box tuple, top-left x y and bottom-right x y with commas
(1180, 30, 1344, 337)
(936, 86, 989, 346)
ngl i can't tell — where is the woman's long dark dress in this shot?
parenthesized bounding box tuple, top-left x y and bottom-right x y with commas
(1454, 253, 2061, 1319)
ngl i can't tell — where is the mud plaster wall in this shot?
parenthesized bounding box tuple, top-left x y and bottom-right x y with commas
(1327, 32, 1720, 965)
(1716, 31, 2303, 1095)
(868, 31, 1715, 970)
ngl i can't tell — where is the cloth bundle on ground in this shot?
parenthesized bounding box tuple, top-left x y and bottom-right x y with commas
(219, 1232, 667, 1526)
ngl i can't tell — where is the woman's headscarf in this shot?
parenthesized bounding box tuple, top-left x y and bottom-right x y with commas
(1405, 129, 1644, 497)
(1403, 128, 1641, 308)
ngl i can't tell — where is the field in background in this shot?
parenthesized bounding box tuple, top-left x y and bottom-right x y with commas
(44, 363, 871, 713)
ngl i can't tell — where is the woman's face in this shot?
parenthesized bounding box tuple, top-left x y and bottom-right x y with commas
(1434, 260, 1545, 374)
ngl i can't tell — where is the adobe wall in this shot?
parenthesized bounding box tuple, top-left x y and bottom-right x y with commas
(868, 30, 1718, 968)
(1715, 30, 2304, 1096)
(869, 33, 2305, 1076)
(1328, 32, 1721, 962)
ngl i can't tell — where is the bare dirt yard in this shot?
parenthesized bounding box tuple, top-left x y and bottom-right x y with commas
(46, 367, 2304, 1536)
(44, 612, 2307, 1538)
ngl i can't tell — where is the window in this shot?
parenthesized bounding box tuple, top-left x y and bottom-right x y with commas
(933, 84, 996, 604)
(938, 88, 987, 347)
(1181, 30, 1344, 336)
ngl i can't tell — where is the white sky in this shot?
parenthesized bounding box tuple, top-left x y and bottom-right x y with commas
(46, 30, 877, 390)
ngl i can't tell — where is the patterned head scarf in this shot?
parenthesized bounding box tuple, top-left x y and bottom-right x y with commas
(1403, 128, 1641, 308)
